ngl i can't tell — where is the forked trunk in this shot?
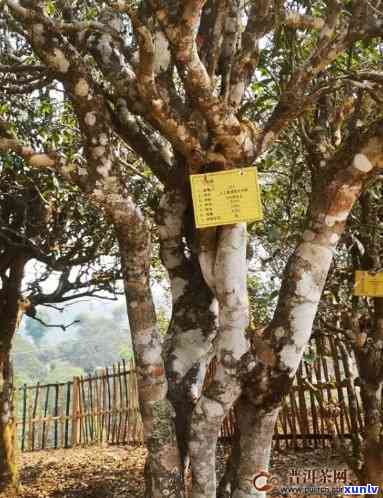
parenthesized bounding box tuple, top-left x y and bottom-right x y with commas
(230, 153, 375, 497)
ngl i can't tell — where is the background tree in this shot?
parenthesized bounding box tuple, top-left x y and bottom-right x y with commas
(0, 126, 120, 495)
(313, 179, 383, 491)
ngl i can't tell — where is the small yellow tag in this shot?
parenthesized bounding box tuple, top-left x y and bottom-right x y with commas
(354, 271, 383, 297)
(190, 167, 263, 228)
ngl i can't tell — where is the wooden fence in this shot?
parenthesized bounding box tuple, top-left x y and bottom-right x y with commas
(211, 333, 365, 449)
(15, 360, 142, 451)
(15, 334, 367, 452)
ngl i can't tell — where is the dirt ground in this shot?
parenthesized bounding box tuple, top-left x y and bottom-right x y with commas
(15, 443, 356, 498)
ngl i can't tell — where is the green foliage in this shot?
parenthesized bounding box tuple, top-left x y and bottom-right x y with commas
(12, 302, 132, 386)
(55, 312, 132, 375)
(44, 361, 84, 384)
(12, 336, 45, 385)
(119, 344, 134, 361)
(303, 346, 317, 365)
(157, 309, 170, 336)
(23, 314, 49, 346)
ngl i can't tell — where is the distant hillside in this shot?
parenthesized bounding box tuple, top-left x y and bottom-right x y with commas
(12, 303, 133, 385)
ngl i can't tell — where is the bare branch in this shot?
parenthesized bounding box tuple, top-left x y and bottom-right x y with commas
(0, 125, 79, 184)
(0, 63, 46, 72)
(28, 315, 80, 331)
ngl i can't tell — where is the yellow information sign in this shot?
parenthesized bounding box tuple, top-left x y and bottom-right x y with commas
(190, 167, 263, 228)
(354, 271, 383, 297)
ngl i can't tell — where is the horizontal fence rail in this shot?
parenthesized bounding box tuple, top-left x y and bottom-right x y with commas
(15, 335, 368, 452)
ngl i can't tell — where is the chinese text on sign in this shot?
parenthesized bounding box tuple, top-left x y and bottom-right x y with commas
(190, 167, 263, 229)
(354, 271, 383, 297)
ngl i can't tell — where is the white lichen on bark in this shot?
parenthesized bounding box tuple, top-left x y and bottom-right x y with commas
(28, 154, 56, 168)
(189, 224, 249, 497)
(353, 153, 373, 172)
(74, 78, 90, 97)
(46, 48, 70, 73)
(84, 112, 97, 126)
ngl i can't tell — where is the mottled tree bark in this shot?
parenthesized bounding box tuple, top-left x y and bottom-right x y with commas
(233, 403, 279, 498)
(348, 191, 383, 494)
(0, 254, 26, 497)
(357, 297, 383, 495)
(189, 223, 249, 498)
(230, 142, 383, 498)
(217, 399, 279, 498)
(158, 190, 219, 473)
(112, 198, 185, 498)
(217, 429, 241, 498)
(2, 11, 185, 492)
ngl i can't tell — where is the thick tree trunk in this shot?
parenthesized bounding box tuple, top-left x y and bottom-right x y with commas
(359, 381, 383, 495)
(217, 429, 241, 498)
(112, 199, 185, 498)
(0, 253, 26, 497)
(0, 350, 16, 498)
(189, 223, 249, 498)
(233, 403, 279, 498)
(158, 191, 219, 472)
(357, 298, 383, 495)
(230, 154, 375, 497)
(217, 399, 279, 498)
(165, 290, 217, 474)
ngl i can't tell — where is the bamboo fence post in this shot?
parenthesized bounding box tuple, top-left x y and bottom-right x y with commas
(296, 362, 310, 448)
(31, 382, 40, 451)
(88, 374, 94, 442)
(54, 384, 59, 449)
(122, 359, 129, 443)
(71, 377, 80, 447)
(313, 337, 326, 448)
(304, 360, 319, 448)
(105, 367, 112, 442)
(101, 368, 107, 443)
(117, 362, 124, 443)
(95, 372, 102, 443)
(274, 415, 281, 451)
(21, 384, 27, 452)
(280, 402, 290, 450)
(79, 376, 88, 445)
(41, 385, 50, 450)
(329, 335, 346, 437)
(27, 387, 33, 451)
(60, 402, 65, 449)
(338, 340, 361, 436)
(288, 385, 299, 449)
(112, 364, 117, 443)
(64, 381, 71, 448)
